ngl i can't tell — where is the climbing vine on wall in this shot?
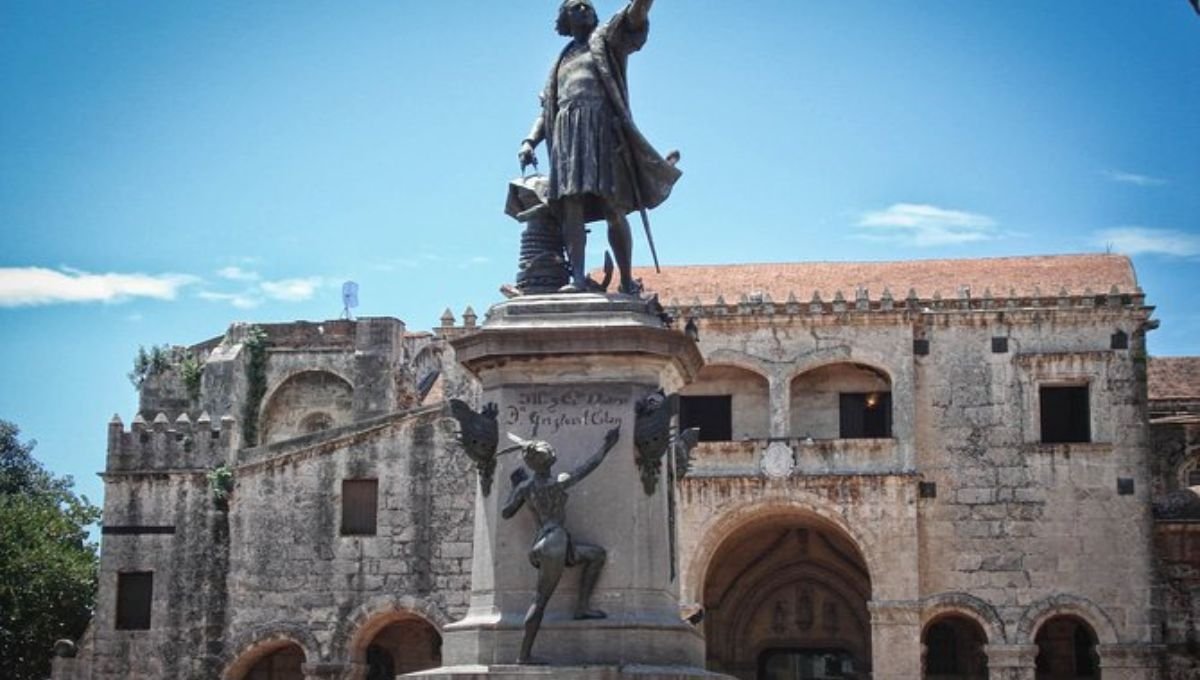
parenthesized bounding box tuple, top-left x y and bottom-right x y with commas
(179, 351, 204, 404)
(207, 464, 234, 508)
(240, 326, 269, 447)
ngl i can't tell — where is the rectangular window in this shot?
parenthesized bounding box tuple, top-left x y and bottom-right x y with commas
(839, 393, 892, 438)
(341, 479, 378, 536)
(1040, 385, 1091, 443)
(1187, 469, 1200, 487)
(115, 571, 153, 630)
(679, 395, 733, 442)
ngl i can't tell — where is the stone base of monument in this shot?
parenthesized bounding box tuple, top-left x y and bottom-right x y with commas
(409, 664, 728, 679)
(440, 609, 705, 668)
(428, 293, 729, 680)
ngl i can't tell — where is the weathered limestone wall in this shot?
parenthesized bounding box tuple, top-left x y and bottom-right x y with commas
(915, 309, 1155, 652)
(223, 407, 474, 674)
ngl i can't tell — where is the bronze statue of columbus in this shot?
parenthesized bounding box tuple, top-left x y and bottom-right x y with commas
(518, 0, 681, 295)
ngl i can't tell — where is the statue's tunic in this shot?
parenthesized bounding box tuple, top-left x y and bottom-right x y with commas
(541, 6, 682, 223)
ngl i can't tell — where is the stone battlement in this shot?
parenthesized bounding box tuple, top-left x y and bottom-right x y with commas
(106, 411, 236, 472)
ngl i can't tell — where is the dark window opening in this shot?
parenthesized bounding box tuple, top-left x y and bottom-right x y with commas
(366, 645, 396, 680)
(1188, 469, 1200, 487)
(341, 479, 379, 536)
(1040, 385, 1090, 444)
(839, 392, 892, 439)
(992, 337, 1009, 353)
(115, 571, 153, 630)
(1110, 330, 1128, 350)
(925, 622, 959, 674)
(680, 395, 732, 442)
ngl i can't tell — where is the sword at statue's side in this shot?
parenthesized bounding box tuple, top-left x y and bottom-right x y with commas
(614, 124, 662, 274)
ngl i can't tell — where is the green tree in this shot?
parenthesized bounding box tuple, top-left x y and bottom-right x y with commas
(0, 419, 100, 680)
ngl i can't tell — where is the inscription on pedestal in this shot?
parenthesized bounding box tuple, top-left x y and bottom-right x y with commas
(505, 387, 628, 439)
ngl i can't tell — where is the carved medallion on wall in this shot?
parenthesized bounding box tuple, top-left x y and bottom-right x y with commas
(761, 441, 796, 479)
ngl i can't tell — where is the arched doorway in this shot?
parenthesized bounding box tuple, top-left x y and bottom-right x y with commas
(1035, 616, 1099, 679)
(703, 514, 872, 679)
(923, 614, 988, 680)
(360, 617, 442, 677)
(241, 642, 305, 680)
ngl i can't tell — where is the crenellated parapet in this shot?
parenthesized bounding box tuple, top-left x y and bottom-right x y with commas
(662, 285, 1150, 321)
(106, 411, 236, 472)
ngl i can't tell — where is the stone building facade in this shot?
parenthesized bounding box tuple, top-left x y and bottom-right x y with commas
(52, 254, 1200, 679)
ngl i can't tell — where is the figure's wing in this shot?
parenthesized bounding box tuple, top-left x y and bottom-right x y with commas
(449, 399, 499, 461)
(673, 427, 701, 478)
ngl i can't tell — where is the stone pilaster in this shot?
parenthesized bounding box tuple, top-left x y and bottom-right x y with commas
(983, 644, 1038, 680)
(868, 599, 922, 680)
(1097, 644, 1165, 680)
(302, 661, 349, 679)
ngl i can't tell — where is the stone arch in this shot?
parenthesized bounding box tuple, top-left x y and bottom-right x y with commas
(696, 501, 874, 678)
(259, 369, 354, 445)
(782, 348, 898, 388)
(684, 494, 877, 617)
(338, 596, 447, 659)
(1178, 450, 1200, 488)
(789, 360, 894, 440)
(1017, 594, 1120, 645)
(695, 350, 774, 381)
(920, 592, 1006, 645)
(221, 624, 321, 680)
(679, 361, 772, 440)
(341, 602, 443, 679)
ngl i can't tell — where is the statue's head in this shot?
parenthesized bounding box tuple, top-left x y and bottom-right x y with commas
(556, 0, 598, 37)
(522, 440, 558, 473)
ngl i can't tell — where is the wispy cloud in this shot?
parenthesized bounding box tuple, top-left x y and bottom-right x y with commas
(856, 203, 998, 246)
(1093, 227, 1200, 258)
(216, 266, 260, 282)
(197, 290, 261, 309)
(260, 277, 325, 302)
(1103, 169, 1167, 187)
(0, 267, 197, 307)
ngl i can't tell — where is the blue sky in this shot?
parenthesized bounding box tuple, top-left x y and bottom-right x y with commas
(2, 1, 1198, 509)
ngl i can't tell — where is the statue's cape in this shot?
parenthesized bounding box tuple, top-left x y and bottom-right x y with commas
(541, 7, 681, 219)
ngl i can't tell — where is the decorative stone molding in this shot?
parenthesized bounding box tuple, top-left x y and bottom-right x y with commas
(760, 441, 795, 479)
(982, 644, 1038, 668)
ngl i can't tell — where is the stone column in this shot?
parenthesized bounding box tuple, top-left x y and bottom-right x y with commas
(983, 644, 1038, 680)
(438, 294, 715, 675)
(867, 600, 922, 680)
(1097, 644, 1166, 680)
(767, 372, 791, 438)
(301, 661, 349, 679)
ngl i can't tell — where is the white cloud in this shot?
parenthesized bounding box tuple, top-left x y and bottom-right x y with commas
(260, 277, 325, 302)
(856, 203, 998, 246)
(216, 266, 260, 282)
(1103, 170, 1167, 187)
(1093, 227, 1200, 258)
(0, 267, 197, 307)
(197, 290, 262, 309)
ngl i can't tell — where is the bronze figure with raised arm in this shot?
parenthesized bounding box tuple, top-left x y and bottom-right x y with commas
(518, 0, 681, 295)
(501, 426, 621, 664)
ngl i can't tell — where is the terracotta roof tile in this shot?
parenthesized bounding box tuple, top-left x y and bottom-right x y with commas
(633, 254, 1136, 304)
(1148, 357, 1200, 401)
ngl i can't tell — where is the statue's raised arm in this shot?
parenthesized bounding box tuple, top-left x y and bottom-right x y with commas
(627, 0, 654, 29)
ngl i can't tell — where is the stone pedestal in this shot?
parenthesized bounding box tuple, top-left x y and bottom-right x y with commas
(430, 294, 719, 678)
